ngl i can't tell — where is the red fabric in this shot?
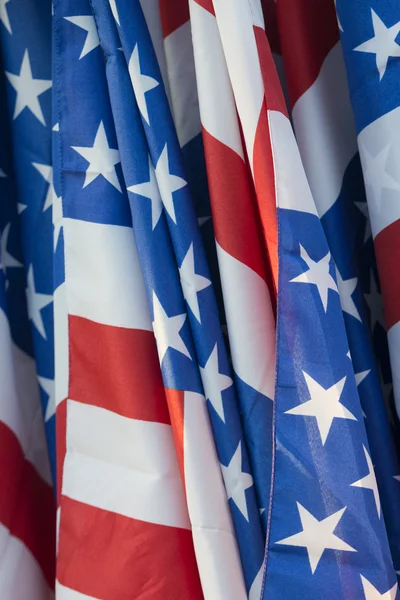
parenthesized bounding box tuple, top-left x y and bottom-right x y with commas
(58, 497, 202, 599)
(0, 422, 55, 587)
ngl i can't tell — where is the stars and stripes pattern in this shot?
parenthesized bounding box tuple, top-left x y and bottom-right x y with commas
(1, 0, 400, 598)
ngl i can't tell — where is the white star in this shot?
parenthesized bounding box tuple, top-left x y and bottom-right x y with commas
(128, 44, 159, 125)
(64, 16, 100, 59)
(0, 168, 6, 177)
(152, 291, 191, 363)
(154, 145, 187, 224)
(32, 163, 54, 212)
(361, 144, 400, 211)
(354, 10, 400, 80)
(0, 0, 11, 34)
(276, 503, 356, 573)
(38, 376, 56, 421)
(52, 122, 59, 132)
(290, 245, 337, 312)
(200, 343, 232, 422)
(221, 442, 253, 521)
(198, 216, 211, 227)
(355, 202, 372, 243)
(394, 475, 400, 482)
(351, 445, 381, 517)
(53, 192, 63, 250)
(361, 575, 398, 599)
(109, 0, 120, 26)
(364, 271, 385, 330)
(179, 243, 211, 322)
(5, 50, 52, 126)
(72, 121, 121, 192)
(286, 372, 357, 445)
(355, 370, 371, 387)
(127, 156, 162, 230)
(17, 203, 27, 214)
(1, 223, 22, 275)
(335, 267, 361, 321)
(26, 265, 53, 339)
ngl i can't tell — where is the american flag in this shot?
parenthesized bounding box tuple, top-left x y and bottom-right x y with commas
(0, 0, 400, 598)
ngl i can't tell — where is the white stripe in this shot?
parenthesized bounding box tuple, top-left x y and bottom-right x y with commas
(247, 0, 265, 29)
(189, 0, 244, 158)
(212, 0, 264, 169)
(62, 400, 190, 529)
(387, 322, 400, 418)
(292, 42, 358, 218)
(0, 524, 53, 600)
(184, 391, 247, 600)
(56, 581, 98, 600)
(164, 21, 201, 147)
(357, 106, 400, 238)
(0, 310, 51, 484)
(64, 218, 151, 330)
(54, 282, 69, 408)
(268, 110, 318, 215)
(216, 243, 275, 399)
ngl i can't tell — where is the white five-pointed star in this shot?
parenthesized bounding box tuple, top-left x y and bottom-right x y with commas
(32, 163, 55, 212)
(0, 0, 11, 34)
(361, 144, 400, 211)
(6, 50, 52, 126)
(335, 267, 361, 321)
(0, 168, 6, 177)
(1, 223, 22, 276)
(200, 344, 232, 422)
(154, 145, 186, 224)
(351, 445, 381, 517)
(53, 192, 63, 250)
(355, 201, 372, 243)
(364, 271, 386, 330)
(72, 121, 121, 192)
(179, 243, 211, 322)
(221, 442, 253, 521)
(290, 246, 337, 312)
(354, 9, 400, 80)
(109, 0, 120, 26)
(128, 44, 159, 125)
(276, 503, 356, 573)
(361, 575, 398, 599)
(286, 372, 357, 445)
(355, 369, 371, 387)
(64, 16, 100, 59)
(38, 376, 56, 422)
(152, 291, 191, 363)
(127, 157, 162, 230)
(17, 203, 27, 214)
(26, 265, 53, 339)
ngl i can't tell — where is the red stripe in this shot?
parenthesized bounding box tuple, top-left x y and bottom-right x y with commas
(58, 497, 202, 599)
(374, 220, 400, 330)
(0, 422, 55, 588)
(254, 26, 288, 115)
(202, 127, 270, 282)
(159, 0, 190, 38)
(261, 0, 281, 54)
(164, 388, 186, 487)
(194, 0, 215, 16)
(276, 0, 339, 105)
(252, 102, 279, 299)
(69, 316, 170, 425)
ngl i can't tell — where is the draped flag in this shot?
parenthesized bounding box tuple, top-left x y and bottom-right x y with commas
(1, 0, 400, 599)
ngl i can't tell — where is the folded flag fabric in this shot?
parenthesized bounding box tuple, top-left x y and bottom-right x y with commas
(1, 0, 400, 598)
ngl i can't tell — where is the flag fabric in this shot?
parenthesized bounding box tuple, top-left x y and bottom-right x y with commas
(1, 0, 400, 599)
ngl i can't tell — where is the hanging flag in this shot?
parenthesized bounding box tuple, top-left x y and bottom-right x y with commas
(275, 0, 400, 576)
